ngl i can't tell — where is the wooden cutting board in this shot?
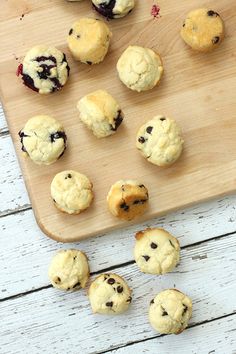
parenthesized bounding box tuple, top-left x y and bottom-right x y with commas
(0, 0, 236, 242)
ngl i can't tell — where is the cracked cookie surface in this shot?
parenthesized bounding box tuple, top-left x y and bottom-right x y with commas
(48, 249, 90, 291)
(88, 273, 132, 314)
(67, 17, 112, 64)
(117, 46, 163, 92)
(92, 0, 135, 19)
(149, 289, 192, 334)
(77, 89, 124, 138)
(134, 228, 180, 274)
(19, 115, 67, 165)
(17, 45, 70, 94)
(181, 8, 224, 52)
(51, 170, 93, 214)
(136, 115, 184, 167)
(107, 180, 149, 221)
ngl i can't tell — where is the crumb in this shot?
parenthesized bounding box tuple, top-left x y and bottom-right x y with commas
(151, 4, 161, 18)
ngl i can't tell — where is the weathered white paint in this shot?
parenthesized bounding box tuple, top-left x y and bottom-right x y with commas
(0, 234, 235, 353)
(112, 315, 236, 354)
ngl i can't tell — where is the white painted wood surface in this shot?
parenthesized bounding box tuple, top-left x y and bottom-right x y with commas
(0, 105, 236, 354)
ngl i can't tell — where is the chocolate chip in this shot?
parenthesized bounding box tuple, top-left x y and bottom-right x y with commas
(139, 184, 145, 188)
(146, 126, 153, 134)
(93, 0, 116, 19)
(67, 174, 72, 178)
(120, 202, 129, 211)
(183, 22, 185, 27)
(138, 136, 146, 144)
(22, 73, 39, 92)
(110, 110, 123, 131)
(162, 310, 168, 316)
(150, 299, 154, 305)
(142, 255, 150, 261)
(150, 242, 158, 249)
(50, 131, 67, 143)
(18, 130, 29, 152)
(117, 286, 123, 293)
(182, 304, 188, 315)
(107, 278, 115, 285)
(212, 36, 220, 44)
(126, 296, 132, 303)
(160, 117, 166, 121)
(69, 28, 73, 35)
(72, 281, 81, 288)
(133, 199, 147, 205)
(77, 35, 80, 39)
(35, 56, 57, 63)
(53, 198, 56, 203)
(106, 301, 113, 307)
(207, 10, 219, 17)
(55, 276, 61, 283)
(86, 61, 92, 65)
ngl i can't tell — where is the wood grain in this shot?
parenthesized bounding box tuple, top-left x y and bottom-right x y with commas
(0, 234, 235, 353)
(0, 0, 236, 242)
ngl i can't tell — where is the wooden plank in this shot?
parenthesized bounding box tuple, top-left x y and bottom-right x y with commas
(111, 315, 236, 354)
(0, 234, 235, 353)
(0, 0, 236, 241)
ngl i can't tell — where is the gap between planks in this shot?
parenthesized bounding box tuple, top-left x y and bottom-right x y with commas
(98, 312, 236, 354)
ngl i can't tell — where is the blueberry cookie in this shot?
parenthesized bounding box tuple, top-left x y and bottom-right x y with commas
(48, 249, 90, 291)
(92, 0, 135, 19)
(107, 180, 149, 221)
(88, 273, 132, 314)
(134, 228, 180, 275)
(117, 46, 163, 92)
(51, 170, 93, 214)
(18, 115, 67, 165)
(149, 289, 192, 334)
(136, 116, 184, 167)
(67, 18, 112, 64)
(181, 8, 224, 52)
(77, 90, 123, 138)
(16, 45, 70, 94)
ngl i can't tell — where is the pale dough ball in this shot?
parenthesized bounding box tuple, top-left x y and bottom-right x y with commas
(51, 170, 93, 214)
(67, 18, 112, 64)
(48, 249, 90, 290)
(17, 45, 70, 94)
(88, 273, 132, 314)
(149, 289, 192, 334)
(77, 89, 124, 138)
(134, 228, 180, 274)
(92, 0, 135, 19)
(107, 180, 149, 221)
(117, 45, 163, 92)
(19, 115, 67, 165)
(136, 115, 184, 167)
(181, 8, 224, 52)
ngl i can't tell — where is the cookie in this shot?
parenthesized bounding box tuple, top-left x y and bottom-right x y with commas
(107, 180, 149, 221)
(67, 18, 112, 64)
(181, 8, 224, 52)
(77, 90, 124, 138)
(92, 0, 135, 19)
(149, 289, 192, 334)
(134, 228, 180, 274)
(16, 45, 70, 94)
(48, 249, 90, 291)
(136, 115, 184, 167)
(51, 170, 93, 214)
(117, 46, 163, 92)
(88, 273, 132, 314)
(18, 115, 67, 165)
